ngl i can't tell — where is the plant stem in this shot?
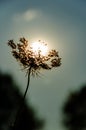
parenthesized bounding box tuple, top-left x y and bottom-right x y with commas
(23, 67, 31, 100)
(11, 67, 31, 129)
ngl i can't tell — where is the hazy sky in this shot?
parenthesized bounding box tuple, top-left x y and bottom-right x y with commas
(0, 0, 86, 130)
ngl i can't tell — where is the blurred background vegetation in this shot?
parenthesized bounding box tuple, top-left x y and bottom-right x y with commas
(1, 70, 86, 130)
(0, 71, 45, 130)
(62, 84, 86, 130)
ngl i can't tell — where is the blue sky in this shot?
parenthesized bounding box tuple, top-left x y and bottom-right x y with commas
(0, 0, 86, 130)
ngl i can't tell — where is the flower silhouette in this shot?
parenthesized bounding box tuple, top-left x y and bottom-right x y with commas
(7, 37, 61, 76)
(7, 37, 61, 129)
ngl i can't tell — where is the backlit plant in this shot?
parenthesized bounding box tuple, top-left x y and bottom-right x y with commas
(7, 37, 61, 129)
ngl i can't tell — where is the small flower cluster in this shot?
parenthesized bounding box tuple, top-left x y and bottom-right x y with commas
(7, 37, 61, 76)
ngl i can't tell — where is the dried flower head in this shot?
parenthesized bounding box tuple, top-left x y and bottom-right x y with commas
(7, 37, 61, 76)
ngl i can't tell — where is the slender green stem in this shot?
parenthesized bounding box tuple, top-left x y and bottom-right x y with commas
(11, 67, 31, 129)
(23, 67, 31, 100)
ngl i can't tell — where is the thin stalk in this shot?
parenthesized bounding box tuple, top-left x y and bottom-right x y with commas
(23, 67, 31, 100)
(11, 67, 31, 129)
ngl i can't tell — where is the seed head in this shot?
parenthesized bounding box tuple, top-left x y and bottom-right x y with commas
(7, 37, 61, 76)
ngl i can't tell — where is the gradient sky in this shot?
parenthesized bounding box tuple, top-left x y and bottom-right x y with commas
(0, 0, 86, 130)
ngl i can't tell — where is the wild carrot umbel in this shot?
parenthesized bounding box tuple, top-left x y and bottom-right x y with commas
(7, 38, 61, 75)
(7, 37, 61, 128)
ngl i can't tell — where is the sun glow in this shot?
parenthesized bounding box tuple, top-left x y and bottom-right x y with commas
(30, 41, 48, 56)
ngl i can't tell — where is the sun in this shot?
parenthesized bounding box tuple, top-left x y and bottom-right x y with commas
(30, 41, 48, 56)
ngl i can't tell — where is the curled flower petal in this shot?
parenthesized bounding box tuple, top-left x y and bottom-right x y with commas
(51, 58, 61, 67)
(8, 40, 16, 49)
